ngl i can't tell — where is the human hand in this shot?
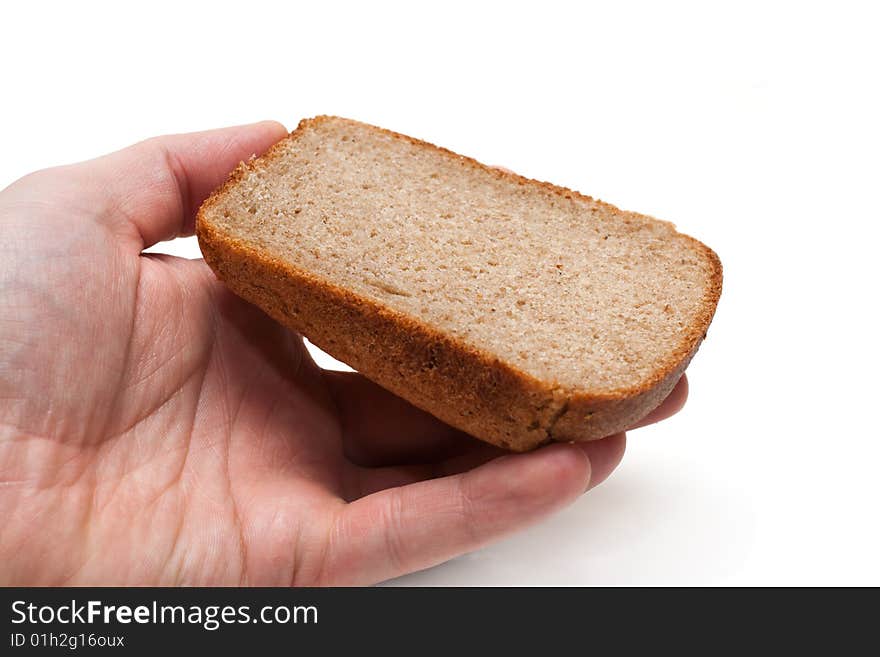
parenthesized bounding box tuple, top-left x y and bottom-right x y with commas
(0, 123, 688, 585)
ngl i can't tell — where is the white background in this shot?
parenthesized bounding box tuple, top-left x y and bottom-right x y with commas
(2, 1, 878, 585)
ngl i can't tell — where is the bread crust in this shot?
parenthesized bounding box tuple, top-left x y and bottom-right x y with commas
(196, 116, 722, 451)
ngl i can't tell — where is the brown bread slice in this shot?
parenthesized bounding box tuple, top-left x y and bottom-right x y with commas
(196, 116, 722, 451)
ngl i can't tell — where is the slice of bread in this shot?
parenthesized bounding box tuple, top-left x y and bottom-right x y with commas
(197, 116, 722, 451)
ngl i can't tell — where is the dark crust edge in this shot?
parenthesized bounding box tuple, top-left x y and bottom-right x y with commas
(196, 116, 723, 451)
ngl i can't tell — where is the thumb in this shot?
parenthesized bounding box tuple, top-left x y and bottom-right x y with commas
(9, 121, 288, 251)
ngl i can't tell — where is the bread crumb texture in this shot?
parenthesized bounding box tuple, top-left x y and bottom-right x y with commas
(198, 116, 722, 450)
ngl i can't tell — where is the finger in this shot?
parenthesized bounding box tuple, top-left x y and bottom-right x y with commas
(80, 121, 287, 249)
(326, 367, 681, 468)
(324, 370, 473, 467)
(346, 441, 507, 499)
(349, 430, 626, 500)
(322, 443, 593, 584)
(629, 374, 689, 430)
(575, 432, 626, 490)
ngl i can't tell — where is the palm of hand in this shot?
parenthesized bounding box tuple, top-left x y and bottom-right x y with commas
(0, 124, 674, 585)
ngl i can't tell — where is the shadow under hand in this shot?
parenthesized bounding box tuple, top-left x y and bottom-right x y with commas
(383, 455, 754, 586)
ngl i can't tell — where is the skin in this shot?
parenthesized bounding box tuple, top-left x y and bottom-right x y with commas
(0, 122, 688, 585)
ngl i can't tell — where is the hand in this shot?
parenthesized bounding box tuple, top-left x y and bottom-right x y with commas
(0, 123, 688, 585)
